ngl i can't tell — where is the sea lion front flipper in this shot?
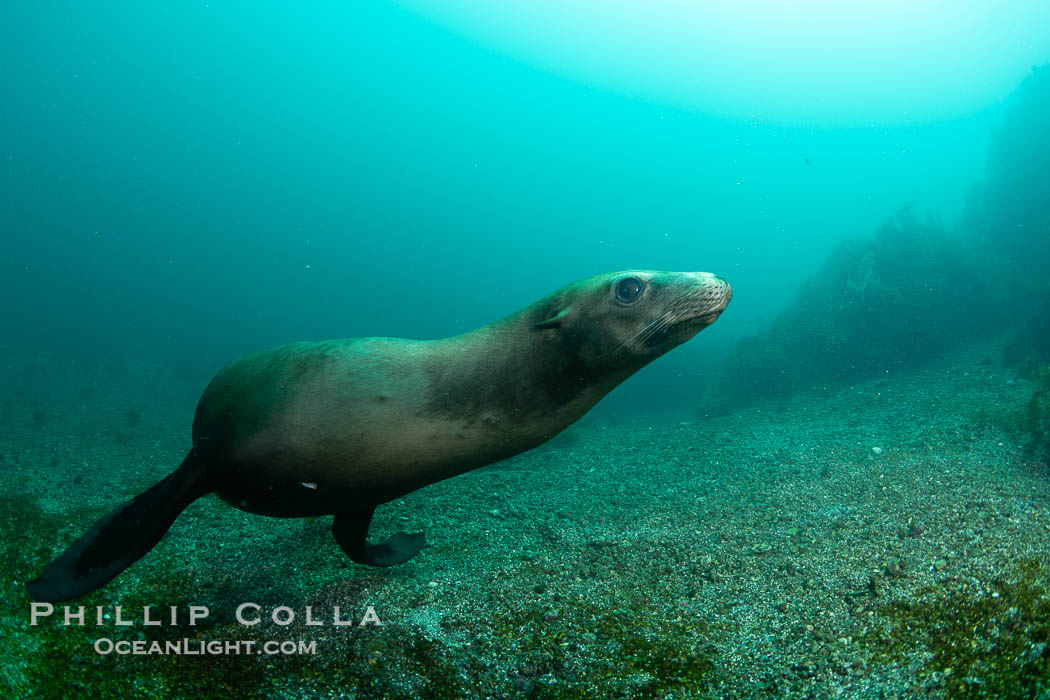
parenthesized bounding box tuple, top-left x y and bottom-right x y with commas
(332, 509, 425, 567)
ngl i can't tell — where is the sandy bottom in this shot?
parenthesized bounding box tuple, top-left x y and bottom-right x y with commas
(1, 339, 1048, 698)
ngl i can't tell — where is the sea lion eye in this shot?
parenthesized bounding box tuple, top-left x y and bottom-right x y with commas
(615, 277, 644, 303)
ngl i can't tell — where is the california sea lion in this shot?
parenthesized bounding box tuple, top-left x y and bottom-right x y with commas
(27, 270, 731, 601)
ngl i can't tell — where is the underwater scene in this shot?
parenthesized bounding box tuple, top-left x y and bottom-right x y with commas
(3, 2, 1050, 698)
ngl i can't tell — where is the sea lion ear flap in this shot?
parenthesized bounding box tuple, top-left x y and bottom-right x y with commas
(535, 306, 572, 330)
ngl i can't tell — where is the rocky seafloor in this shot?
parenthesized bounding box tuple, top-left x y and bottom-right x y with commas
(1, 339, 1048, 698)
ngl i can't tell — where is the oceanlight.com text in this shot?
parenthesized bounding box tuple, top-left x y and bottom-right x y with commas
(93, 638, 317, 656)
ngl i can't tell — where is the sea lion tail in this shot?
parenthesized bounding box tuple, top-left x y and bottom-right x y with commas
(26, 451, 213, 602)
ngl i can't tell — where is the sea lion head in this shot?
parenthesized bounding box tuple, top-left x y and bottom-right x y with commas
(534, 270, 732, 367)
(426, 270, 732, 425)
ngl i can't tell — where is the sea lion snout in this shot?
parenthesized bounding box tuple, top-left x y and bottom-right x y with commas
(686, 271, 732, 307)
(694, 271, 732, 314)
(697, 271, 732, 300)
(629, 270, 730, 351)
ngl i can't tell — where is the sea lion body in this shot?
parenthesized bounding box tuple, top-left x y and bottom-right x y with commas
(199, 336, 594, 516)
(28, 270, 731, 601)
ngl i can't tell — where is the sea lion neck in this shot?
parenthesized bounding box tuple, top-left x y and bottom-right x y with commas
(420, 310, 637, 430)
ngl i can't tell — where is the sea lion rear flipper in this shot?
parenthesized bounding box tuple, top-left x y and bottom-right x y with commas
(26, 452, 213, 602)
(332, 509, 425, 566)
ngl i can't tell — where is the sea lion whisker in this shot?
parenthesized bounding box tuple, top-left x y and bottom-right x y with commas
(607, 310, 673, 356)
(640, 311, 677, 340)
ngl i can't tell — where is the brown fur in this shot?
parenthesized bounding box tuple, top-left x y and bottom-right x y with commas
(195, 270, 731, 517)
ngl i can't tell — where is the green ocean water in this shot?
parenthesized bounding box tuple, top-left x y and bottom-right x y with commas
(3, 2, 1050, 697)
(5, 1, 1046, 403)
